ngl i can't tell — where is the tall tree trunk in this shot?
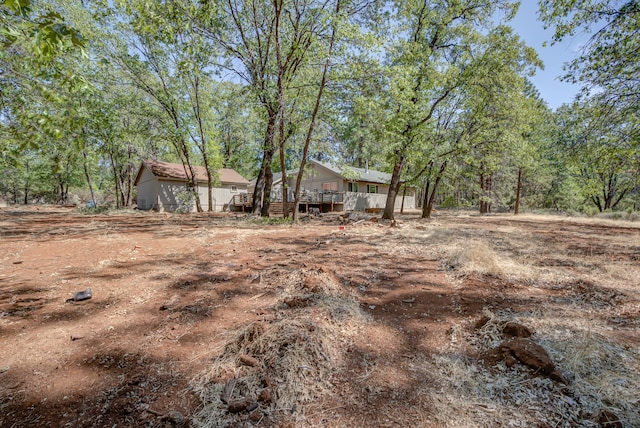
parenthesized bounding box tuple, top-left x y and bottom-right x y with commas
(23, 183, 29, 205)
(189, 73, 214, 212)
(514, 167, 522, 215)
(422, 161, 446, 218)
(400, 184, 407, 214)
(382, 153, 406, 220)
(292, 0, 341, 221)
(109, 152, 122, 208)
(202, 152, 214, 212)
(274, 0, 289, 218)
(82, 148, 96, 207)
(479, 170, 489, 214)
(23, 160, 30, 205)
(124, 145, 134, 208)
(261, 162, 274, 217)
(252, 113, 277, 215)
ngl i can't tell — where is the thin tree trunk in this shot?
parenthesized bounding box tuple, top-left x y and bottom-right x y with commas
(422, 161, 446, 218)
(274, 0, 289, 218)
(292, 0, 341, 221)
(481, 172, 484, 213)
(253, 113, 277, 215)
(109, 152, 121, 208)
(514, 167, 522, 215)
(82, 148, 96, 207)
(23, 160, 30, 205)
(383, 154, 406, 220)
(261, 162, 274, 217)
(125, 145, 134, 208)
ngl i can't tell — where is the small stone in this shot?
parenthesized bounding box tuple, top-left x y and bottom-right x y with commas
(239, 354, 259, 367)
(503, 322, 534, 338)
(228, 398, 252, 413)
(249, 409, 263, 422)
(263, 375, 272, 387)
(258, 389, 272, 403)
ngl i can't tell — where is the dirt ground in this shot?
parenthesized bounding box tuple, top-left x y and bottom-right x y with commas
(1, 206, 639, 427)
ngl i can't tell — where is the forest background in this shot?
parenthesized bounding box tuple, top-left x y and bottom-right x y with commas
(1, 0, 638, 219)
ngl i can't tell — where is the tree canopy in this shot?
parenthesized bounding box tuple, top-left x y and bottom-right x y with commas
(1, 0, 638, 215)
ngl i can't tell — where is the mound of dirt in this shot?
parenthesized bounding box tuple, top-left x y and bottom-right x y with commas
(483, 338, 567, 384)
(191, 267, 369, 426)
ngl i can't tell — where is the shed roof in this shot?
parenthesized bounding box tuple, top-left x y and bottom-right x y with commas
(135, 160, 250, 185)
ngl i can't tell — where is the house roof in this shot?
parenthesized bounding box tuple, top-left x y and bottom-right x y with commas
(310, 160, 392, 184)
(135, 160, 250, 185)
(248, 159, 398, 186)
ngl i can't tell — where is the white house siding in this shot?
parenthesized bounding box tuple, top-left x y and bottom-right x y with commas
(158, 180, 188, 212)
(136, 168, 159, 210)
(343, 191, 415, 211)
(197, 185, 247, 212)
(396, 193, 416, 210)
(297, 164, 346, 193)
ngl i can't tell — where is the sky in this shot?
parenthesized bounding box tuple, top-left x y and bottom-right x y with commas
(510, 2, 590, 110)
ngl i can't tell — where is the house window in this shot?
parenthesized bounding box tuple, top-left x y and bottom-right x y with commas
(367, 184, 378, 194)
(322, 181, 338, 191)
(230, 185, 238, 193)
(348, 182, 358, 192)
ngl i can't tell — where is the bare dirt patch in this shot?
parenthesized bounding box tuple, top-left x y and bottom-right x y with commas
(1, 207, 638, 427)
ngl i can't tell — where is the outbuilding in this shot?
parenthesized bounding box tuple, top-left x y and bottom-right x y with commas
(135, 160, 249, 212)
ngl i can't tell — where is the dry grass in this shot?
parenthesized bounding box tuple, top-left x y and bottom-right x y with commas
(190, 212, 639, 427)
(423, 308, 640, 427)
(191, 267, 369, 427)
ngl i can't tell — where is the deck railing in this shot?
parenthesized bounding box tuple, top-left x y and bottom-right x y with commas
(298, 191, 344, 204)
(231, 191, 344, 208)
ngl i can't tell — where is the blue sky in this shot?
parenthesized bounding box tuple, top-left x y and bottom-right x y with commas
(511, 2, 589, 110)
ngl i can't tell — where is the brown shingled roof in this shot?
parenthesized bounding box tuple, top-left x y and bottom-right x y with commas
(136, 160, 250, 185)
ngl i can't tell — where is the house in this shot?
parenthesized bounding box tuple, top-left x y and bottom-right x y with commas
(134, 160, 250, 212)
(265, 159, 416, 212)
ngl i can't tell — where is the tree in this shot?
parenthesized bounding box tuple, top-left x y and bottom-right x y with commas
(539, 0, 640, 110)
(1, 0, 84, 60)
(99, 0, 223, 211)
(555, 98, 639, 212)
(213, 82, 262, 179)
(197, 0, 351, 217)
(378, 0, 524, 220)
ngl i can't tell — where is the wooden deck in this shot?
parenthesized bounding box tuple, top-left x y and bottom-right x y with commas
(230, 192, 344, 214)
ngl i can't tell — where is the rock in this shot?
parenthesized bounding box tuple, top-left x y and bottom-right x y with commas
(593, 409, 623, 428)
(258, 389, 272, 403)
(283, 296, 312, 308)
(249, 409, 263, 422)
(483, 338, 567, 383)
(239, 354, 259, 367)
(502, 322, 534, 338)
(71, 288, 92, 302)
(228, 398, 253, 413)
(263, 375, 272, 387)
